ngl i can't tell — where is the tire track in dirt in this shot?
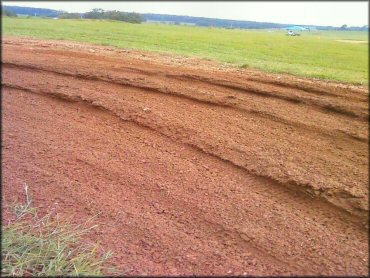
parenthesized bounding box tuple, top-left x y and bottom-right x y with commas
(3, 77, 368, 222)
(166, 74, 368, 119)
(4, 43, 368, 135)
(3, 63, 368, 220)
(3, 62, 366, 144)
(3, 60, 367, 122)
(5, 40, 366, 101)
(2, 38, 369, 276)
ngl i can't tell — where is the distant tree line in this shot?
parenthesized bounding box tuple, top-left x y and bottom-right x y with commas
(339, 24, 368, 31)
(59, 8, 143, 23)
(2, 9, 18, 17)
(3, 6, 62, 17)
(3, 5, 368, 31)
(3, 6, 142, 23)
(143, 13, 292, 29)
(142, 14, 369, 31)
(59, 13, 82, 19)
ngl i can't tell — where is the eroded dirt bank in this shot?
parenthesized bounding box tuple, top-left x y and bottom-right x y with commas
(2, 37, 369, 276)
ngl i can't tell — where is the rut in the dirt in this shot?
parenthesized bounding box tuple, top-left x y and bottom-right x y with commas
(2, 47, 369, 219)
(2, 38, 369, 276)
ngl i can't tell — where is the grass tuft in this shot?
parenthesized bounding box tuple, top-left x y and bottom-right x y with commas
(2, 185, 115, 276)
(240, 63, 250, 69)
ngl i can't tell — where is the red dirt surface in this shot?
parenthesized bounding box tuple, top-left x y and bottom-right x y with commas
(2, 37, 369, 276)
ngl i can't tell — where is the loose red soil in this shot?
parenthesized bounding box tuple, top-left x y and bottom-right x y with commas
(2, 37, 369, 276)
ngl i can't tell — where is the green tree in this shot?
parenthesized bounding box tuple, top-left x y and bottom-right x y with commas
(59, 13, 82, 19)
(2, 9, 17, 17)
(85, 8, 104, 19)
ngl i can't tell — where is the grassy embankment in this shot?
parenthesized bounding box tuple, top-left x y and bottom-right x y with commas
(2, 16, 368, 84)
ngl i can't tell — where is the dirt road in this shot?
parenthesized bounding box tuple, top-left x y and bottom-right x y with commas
(2, 37, 368, 276)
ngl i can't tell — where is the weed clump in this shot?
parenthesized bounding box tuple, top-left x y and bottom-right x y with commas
(1, 185, 115, 276)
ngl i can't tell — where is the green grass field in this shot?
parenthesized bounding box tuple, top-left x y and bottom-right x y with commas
(2, 16, 369, 84)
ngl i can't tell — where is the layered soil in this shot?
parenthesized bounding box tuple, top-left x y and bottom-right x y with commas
(2, 37, 369, 276)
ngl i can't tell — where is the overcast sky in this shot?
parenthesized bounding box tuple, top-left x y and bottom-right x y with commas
(3, 1, 368, 27)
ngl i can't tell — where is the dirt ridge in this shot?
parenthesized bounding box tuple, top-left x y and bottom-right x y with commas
(4, 61, 367, 122)
(3, 82, 368, 223)
(3, 62, 368, 141)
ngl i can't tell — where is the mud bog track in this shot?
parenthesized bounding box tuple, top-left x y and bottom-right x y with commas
(2, 38, 369, 275)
